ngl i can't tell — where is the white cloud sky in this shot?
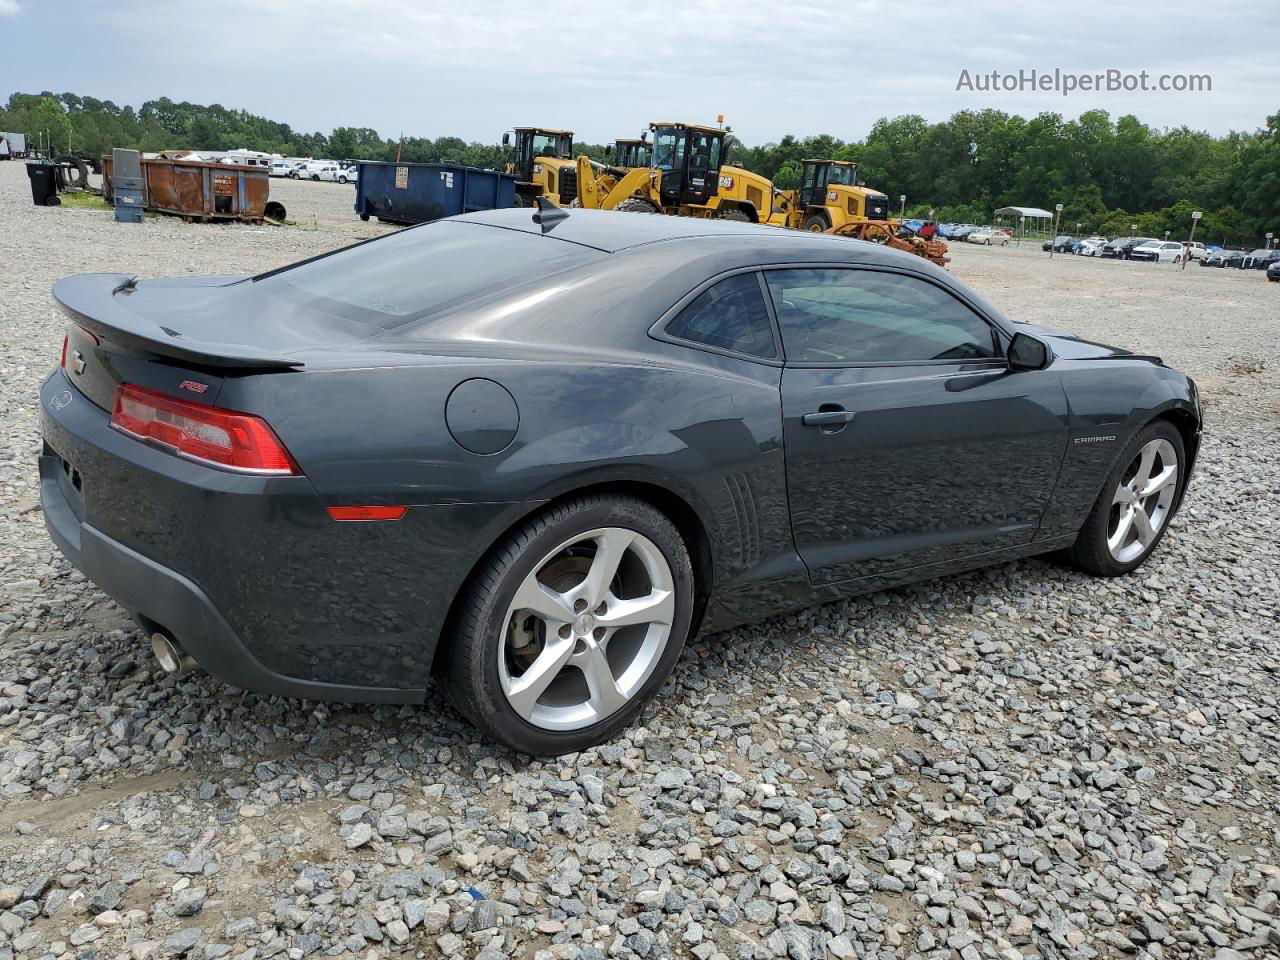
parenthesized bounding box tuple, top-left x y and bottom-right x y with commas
(4, 0, 1277, 144)
(0, 0, 22, 17)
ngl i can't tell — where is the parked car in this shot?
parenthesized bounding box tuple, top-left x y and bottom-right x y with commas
(1100, 237, 1131, 259)
(1241, 248, 1280, 270)
(337, 165, 359, 185)
(293, 161, 330, 180)
(269, 161, 293, 178)
(1183, 242, 1207, 261)
(1042, 235, 1077, 252)
(38, 208, 1202, 754)
(1129, 241, 1187, 264)
(1104, 237, 1159, 260)
(1268, 260, 1280, 282)
(1203, 249, 1247, 268)
(947, 224, 977, 240)
(967, 228, 1009, 246)
(1074, 237, 1109, 256)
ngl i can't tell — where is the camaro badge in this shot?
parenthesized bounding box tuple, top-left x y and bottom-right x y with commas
(1074, 435, 1116, 444)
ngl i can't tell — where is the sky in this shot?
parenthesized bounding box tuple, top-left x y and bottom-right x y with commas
(2, 0, 1277, 146)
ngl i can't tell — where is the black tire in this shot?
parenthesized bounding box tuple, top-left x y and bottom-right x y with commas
(616, 196, 659, 214)
(1064, 419, 1186, 577)
(311, 175, 320, 182)
(338, 175, 348, 184)
(44, 195, 61, 207)
(802, 213, 830, 233)
(440, 495, 695, 755)
(717, 208, 751, 222)
(513, 192, 534, 208)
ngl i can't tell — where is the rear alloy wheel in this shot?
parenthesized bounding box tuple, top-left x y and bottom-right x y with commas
(441, 495, 693, 754)
(1066, 420, 1185, 576)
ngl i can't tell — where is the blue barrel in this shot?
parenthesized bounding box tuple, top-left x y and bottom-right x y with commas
(353, 162, 518, 225)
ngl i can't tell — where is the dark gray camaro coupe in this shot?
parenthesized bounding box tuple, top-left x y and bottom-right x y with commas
(40, 207, 1201, 753)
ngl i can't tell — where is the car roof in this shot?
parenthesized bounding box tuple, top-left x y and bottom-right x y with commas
(454, 207, 923, 265)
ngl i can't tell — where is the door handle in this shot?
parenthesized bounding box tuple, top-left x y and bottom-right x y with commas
(801, 410, 856, 427)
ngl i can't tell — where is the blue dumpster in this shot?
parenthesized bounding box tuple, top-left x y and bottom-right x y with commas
(354, 162, 518, 225)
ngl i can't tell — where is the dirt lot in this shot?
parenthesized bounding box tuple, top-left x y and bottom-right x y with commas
(0, 161, 1277, 960)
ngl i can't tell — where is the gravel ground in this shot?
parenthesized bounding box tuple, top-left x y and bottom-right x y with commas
(1, 160, 1278, 960)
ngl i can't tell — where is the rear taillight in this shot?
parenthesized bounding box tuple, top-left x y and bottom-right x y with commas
(110, 383, 299, 476)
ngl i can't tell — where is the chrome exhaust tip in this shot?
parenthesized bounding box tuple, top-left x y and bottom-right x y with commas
(151, 632, 196, 674)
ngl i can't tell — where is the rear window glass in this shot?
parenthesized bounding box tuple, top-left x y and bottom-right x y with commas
(256, 221, 604, 327)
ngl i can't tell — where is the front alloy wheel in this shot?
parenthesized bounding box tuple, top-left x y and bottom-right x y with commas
(1066, 420, 1186, 576)
(441, 495, 693, 754)
(1108, 438, 1178, 563)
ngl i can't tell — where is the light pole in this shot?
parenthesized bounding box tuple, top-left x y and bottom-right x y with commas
(1183, 211, 1201, 271)
(899, 195, 906, 218)
(1050, 203, 1063, 258)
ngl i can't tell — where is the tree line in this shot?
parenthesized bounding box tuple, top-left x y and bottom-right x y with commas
(3, 91, 1277, 246)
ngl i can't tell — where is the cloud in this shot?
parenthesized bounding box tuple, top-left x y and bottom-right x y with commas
(0, 0, 21, 16)
(3, 0, 1276, 142)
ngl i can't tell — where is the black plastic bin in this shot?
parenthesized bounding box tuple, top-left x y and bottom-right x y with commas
(27, 162, 63, 206)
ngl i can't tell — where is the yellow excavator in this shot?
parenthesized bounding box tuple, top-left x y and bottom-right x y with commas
(575, 121, 781, 222)
(503, 127, 578, 207)
(775, 159, 891, 231)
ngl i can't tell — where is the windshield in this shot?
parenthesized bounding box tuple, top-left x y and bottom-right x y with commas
(651, 127, 685, 171)
(256, 221, 604, 326)
(826, 164, 857, 186)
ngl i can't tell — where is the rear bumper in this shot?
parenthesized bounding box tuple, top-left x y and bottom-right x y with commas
(38, 369, 532, 704)
(39, 453, 417, 703)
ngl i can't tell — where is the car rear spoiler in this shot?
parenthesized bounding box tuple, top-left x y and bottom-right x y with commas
(53, 273, 303, 370)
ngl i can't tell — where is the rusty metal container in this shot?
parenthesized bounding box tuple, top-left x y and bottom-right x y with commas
(101, 153, 275, 223)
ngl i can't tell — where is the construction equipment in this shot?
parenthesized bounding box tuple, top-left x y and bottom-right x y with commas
(575, 121, 779, 222)
(609, 138, 651, 169)
(832, 219, 950, 268)
(777, 159, 891, 232)
(503, 128, 578, 207)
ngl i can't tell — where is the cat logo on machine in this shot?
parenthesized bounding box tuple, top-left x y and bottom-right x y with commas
(827, 191, 838, 203)
(718, 175, 734, 189)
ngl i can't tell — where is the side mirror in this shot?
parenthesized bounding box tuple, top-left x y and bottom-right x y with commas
(501, 132, 510, 146)
(1008, 332, 1051, 371)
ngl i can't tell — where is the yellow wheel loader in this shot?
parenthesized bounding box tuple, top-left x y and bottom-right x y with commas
(503, 127, 578, 207)
(576, 122, 782, 222)
(609, 138, 651, 169)
(777, 160, 892, 231)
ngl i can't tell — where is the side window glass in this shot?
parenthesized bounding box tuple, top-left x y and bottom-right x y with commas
(764, 269, 998, 364)
(665, 274, 777, 360)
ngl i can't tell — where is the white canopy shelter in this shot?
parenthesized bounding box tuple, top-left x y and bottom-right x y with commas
(993, 205, 1056, 241)
(994, 205, 1054, 219)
